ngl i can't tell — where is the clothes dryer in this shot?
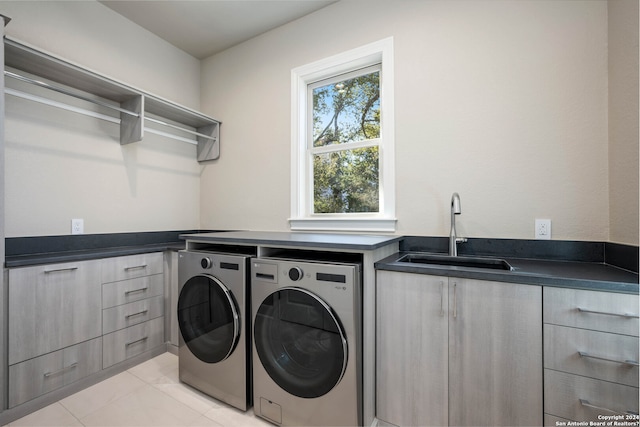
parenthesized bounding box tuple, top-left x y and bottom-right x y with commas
(251, 258, 362, 426)
(177, 250, 251, 411)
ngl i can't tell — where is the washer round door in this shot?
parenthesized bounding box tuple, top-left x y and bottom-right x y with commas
(254, 287, 348, 398)
(178, 274, 240, 363)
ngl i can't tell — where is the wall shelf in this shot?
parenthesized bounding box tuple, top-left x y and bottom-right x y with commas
(3, 37, 221, 162)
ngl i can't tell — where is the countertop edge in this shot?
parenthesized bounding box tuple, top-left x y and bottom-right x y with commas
(180, 232, 403, 251)
(375, 256, 639, 295)
(5, 242, 184, 268)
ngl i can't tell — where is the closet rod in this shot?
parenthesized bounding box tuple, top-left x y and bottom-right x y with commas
(5, 70, 217, 142)
(146, 116, 216, 141)
(5, 70, 139, 117)
(5, 87, 200, 146)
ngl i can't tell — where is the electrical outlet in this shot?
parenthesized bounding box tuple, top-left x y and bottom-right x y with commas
(535, 219, 551, 240)
(71, 218, 84, 235)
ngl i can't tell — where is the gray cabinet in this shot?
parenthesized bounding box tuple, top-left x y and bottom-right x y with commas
(8, 337, 102, 408)
(7, 259, 103, 408)
(103, 317, 164, 369)
(8, 260, 102, 365)
(376, 272, 448, 427)
(6, 252, 165, 410)
(543, 287, 639, 424)
(376, 271, 542, 427)
(101, 253, 165, 369)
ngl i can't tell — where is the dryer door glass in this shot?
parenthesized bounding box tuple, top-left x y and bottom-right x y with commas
(254, 287, 348, 398)
(178, 274, 240, 363)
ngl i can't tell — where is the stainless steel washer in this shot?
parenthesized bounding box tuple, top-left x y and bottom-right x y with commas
(251, 258, 362, 426)
(177, 250, 251, 411)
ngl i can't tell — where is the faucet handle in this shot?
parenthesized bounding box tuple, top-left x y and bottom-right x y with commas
(456, 237, 468, 244)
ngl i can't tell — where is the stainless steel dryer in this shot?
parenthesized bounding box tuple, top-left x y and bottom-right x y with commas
(177, 250, 251, 411)
(251, 258, 362, 426)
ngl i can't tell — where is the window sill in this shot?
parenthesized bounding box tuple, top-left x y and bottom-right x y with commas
(289, 217, 397, 233)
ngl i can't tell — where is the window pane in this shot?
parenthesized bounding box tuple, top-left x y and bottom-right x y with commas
(313, 146, 379, 213)
(312, 71, 380, 147)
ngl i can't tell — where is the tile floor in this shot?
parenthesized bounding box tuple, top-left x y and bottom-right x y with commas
(4, 352, 271, 427)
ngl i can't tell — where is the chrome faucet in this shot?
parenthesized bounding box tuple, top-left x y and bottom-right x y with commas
(449, 192, 467, 256)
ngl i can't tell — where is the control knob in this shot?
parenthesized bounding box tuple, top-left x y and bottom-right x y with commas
(201, 257, 212, 269)
(288, 266, 303, 281)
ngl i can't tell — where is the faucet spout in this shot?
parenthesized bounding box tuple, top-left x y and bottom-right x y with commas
(449, 193, 466, 256)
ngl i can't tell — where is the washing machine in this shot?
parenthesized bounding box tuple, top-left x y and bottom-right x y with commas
(251, 257, 362, 426)
(177, 250, 251, 411)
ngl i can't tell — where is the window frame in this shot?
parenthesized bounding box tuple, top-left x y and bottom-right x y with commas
(289, 37, 396, 232)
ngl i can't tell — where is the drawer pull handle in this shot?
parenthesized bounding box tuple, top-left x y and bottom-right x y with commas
(580, 399, 638, 416)
(577, 307, 639, 319)
(125, 287, 148, 295)
(578, 351, 639, 367)
(44, 267, 78, 274)
(125, 310, 149, 319)
(126, 336, 148, 347)
(44, 362, 78, 378)
(124, 264, 148, 271)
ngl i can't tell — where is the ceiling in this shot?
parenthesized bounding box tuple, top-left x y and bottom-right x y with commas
(99, 0, 337, 59)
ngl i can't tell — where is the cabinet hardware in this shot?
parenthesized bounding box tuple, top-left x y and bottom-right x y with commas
(580, 399, 638, 415)
(440, 281, 445, 316)
(453, 283, 457, 318)
(578, 351, 639, 367)
(124, 264, 148, 271)
(125, 287, 148, 295)
(125, 336, 148, 347)
(577, 307, 639, 319)
(44, 267, 78, 274)
(43, 362, 78, 378)
(125, 310, 149, 319)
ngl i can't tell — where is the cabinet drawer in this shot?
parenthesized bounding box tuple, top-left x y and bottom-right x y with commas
(102, 274, 164, 308)
(102, 317, 164, 369)
(8, 337, 102, 408)
(101, 252, 163, 283)
(103, 295, 164, 334)
(544, 369, 639, 421)
(544, 287, 639, 336)
(544, 324, 638, 386)
(8, 259, 102, 364)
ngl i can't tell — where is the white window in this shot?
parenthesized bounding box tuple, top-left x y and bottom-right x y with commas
(290, 38, 396, 232)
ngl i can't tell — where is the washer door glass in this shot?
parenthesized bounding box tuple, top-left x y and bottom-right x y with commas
(178, 274, 240, 363)
(254, 287, 348, 398)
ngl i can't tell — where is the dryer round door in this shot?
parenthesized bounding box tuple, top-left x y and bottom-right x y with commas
(254, 287, 348, 398)
(178, 274, 240, 363)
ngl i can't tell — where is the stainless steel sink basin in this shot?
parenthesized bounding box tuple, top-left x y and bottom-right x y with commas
(397, 253, 513, 271)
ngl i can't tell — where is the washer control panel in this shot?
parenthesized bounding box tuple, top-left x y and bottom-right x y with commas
(200, 257, 212, 269)
(288, 267, 304, 281)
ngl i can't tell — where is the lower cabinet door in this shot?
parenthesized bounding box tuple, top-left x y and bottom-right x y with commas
(102, 317, 164, 369)
(544, 369, 639, 421)
(8, 337, 102, 408)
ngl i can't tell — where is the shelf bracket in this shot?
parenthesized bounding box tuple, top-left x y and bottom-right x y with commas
(120, 95, 143, 145)
(196, 123, 220, 162)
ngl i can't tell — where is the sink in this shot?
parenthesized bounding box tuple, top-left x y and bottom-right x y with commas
(397, 253, 513, 271)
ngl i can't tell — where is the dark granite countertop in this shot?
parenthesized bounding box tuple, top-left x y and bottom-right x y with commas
(180, 231, 403, 251)
(5, 242, 185, 268)
(4, 230, 195, 268)
(375, 252, 639, 294)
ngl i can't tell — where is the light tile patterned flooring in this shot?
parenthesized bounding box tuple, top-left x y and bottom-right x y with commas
(4, 352, 271, 427)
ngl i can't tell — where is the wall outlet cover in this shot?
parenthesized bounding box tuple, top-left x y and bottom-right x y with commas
(71, 218, 84, 235)
(535, 219, 551, 240)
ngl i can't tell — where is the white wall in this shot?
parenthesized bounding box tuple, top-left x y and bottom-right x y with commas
(200, 0, 617, 241)
(608, 0, 639, 246)
(1, 1, 203, 237)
